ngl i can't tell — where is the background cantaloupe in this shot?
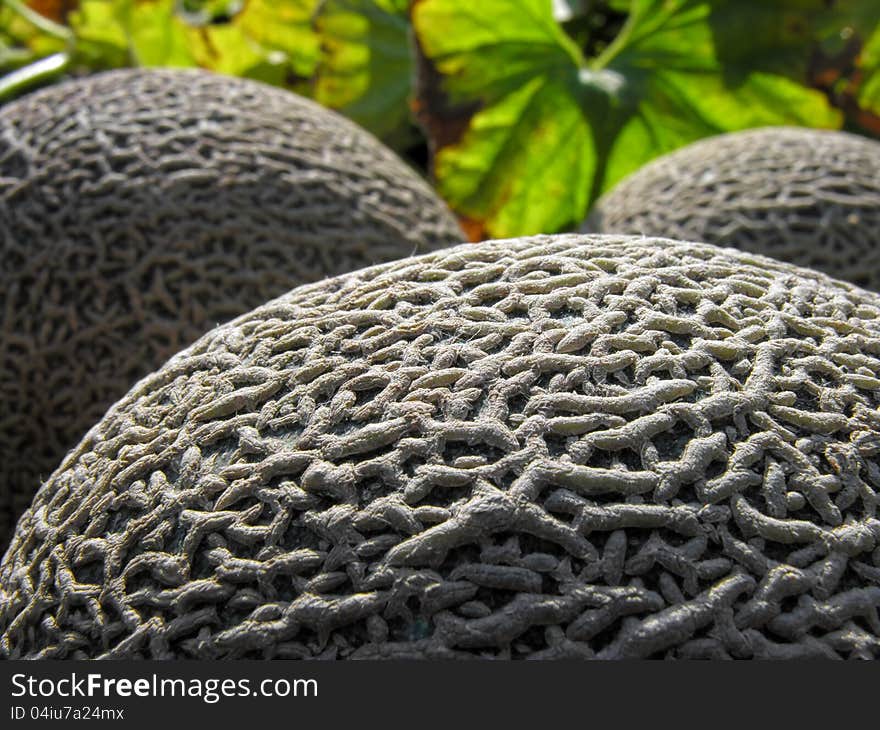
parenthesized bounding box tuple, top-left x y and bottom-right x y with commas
(585, 127, 880, 290)
(0, 68, 464, 548)
(2, 234, 878, 659)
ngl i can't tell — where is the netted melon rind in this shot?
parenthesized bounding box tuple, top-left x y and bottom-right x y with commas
(2, 234, 879, 659)
(0, 68, 464, 548)
(586, 127, 880, 291)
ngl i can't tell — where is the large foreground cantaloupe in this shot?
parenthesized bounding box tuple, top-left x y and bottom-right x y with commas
(585, 127, 880, 290)
(0, 68, 464, 548)
(3, 234, 879, 659)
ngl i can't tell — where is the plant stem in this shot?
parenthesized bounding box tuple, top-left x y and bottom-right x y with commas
(590, 5, 637, 70)
(3, 0, 75, 42)
(0, 52, 70, 102)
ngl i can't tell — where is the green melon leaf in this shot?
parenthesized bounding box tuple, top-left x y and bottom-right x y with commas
(229, 0, 319, 81)
(117, 0, 195, 66)
(313, 0, 414, 143)
(412, 0, 591, 238)
(66, 1, 131, 68)
(600, 0, 845, 189)
(413, 0, 848, 239)
(858, 24, 880, 117)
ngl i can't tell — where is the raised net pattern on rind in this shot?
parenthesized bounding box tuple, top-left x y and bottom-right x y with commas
(2, 234, 879, 660)
(0, 68, 464, 548)
(585, 128, 880, 292)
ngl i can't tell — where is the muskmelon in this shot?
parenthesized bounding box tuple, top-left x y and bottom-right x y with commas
(0, 68, 464, 548)
(2, 234, 878, 659)
(585, 127, 880, 290)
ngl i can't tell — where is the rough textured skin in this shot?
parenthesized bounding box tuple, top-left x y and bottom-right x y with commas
(585, 127, 880, 290)
(0, 68, 464, 548)
(2, 234, 880, 660)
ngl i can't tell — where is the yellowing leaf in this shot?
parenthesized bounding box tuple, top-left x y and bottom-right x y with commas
(69, 0, 319, 81)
